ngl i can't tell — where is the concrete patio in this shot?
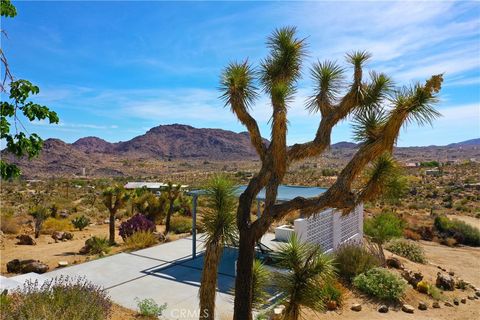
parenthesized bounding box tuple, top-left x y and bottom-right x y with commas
(1, 233, 280, 320)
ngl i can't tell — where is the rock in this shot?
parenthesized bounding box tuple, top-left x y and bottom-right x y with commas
(6, 259, 49, 274)
(104, 219, 110, 224)
(468, 296, 475, 300)
(378, 305, 389, 313)
(444, 301, 453, 307)
(52, 231, 65, 242)
(475, 291, 480, 297)
(271, 305, 285, 320)
(16, 234, 36, 245)
(326, 300, 337, 311)
(59, 211, 69, 219)
(461, 298, 466, 304)
(402, 269, 424, 287)
(386, 257, 403, 269)
(418, 302, 428, 310)
(79, 245, 90, 254)
(448, 271, 455, 276)
(419, 226, 434, 241)
(351, 303, 362, 312)
(453, 298, 459, 306)
(436, 272, 455, 291)
(432, 301, 440, 308)
(52, 231, 73, 242)
(402, 304, 415, 314)
(58, 261, 69, 267)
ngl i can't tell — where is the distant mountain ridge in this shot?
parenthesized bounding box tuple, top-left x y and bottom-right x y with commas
(2, 124, 478, 177)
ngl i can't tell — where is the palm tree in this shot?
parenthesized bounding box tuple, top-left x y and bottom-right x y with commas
(198, 176, 238, 320)
(274, 235, 336, 320)
(163, 182, 181, 234)
(101, 185, 129, 245)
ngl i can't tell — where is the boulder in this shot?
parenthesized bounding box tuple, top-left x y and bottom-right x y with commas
(58, 261, 69, 268)
(436, 273, 455, 291)
(402, 269, 423, 287)
(432, 301, 440, 308)
(386, 257, 403, 269)
(419, 226, 434, 241)
(468, 296, 475, 300)
(444, 301, 453, 307)
(351, 303, 362, 312)
(418, 302, 428, 310)
(326, 300, 337, 311)
(453, 298, 459, 306)
(402, 304, 415, 314)
(6, 259, 49, 274)
(59, 211, 69, 219)
(460, 298, 466, 304)
(16, 234, 36, 245)
(378, 305, 389, 313)
(52, 231, 73, 242)
(475, 291, 480, 297)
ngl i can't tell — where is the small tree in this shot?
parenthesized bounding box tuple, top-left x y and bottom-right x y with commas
(101, 185, 129, 245)
(274, 235, 336, 320)
(29, 206, 48, 238)
(134, 192, 166, 223)
(198, 176, 238, 320)
(364, 211, 404, 264)
(163, 182, 181, 235)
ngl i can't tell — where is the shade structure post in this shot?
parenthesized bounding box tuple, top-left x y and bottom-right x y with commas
(192, 194, 198, 259)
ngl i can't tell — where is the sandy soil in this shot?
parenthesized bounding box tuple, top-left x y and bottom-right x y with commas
(304, 240, 480, 320)
(0, 223, 127, 275)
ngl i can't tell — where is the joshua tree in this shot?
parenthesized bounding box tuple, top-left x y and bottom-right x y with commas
(134, 191, 166, 223)
(274, 235, 336, 320)
(101, 185, 129, 245)
(29, 206, 48, 238)
(163, 182, 181, 234)
(198, 176, 238, 320)
(219, 27, 443, 319)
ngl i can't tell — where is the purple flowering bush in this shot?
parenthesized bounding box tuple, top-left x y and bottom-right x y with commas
(119, 214, 156, 240)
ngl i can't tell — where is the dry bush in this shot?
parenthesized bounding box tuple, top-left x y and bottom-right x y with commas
(124, 231, 158, 251)
(1, 213, 20, 234)
(41, 218, 72, 234)
(403, 229, 421, 241)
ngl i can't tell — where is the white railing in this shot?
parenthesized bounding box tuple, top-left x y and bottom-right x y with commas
(291, 204, 363, 253)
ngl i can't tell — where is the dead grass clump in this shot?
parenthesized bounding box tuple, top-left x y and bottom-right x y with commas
(41, 218, 72, 234)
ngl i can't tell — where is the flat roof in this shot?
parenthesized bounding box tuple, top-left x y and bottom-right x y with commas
(188, 184, 327, 202)
(124, 182, 189, 189)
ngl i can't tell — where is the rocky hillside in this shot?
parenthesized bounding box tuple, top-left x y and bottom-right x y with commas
(2, 124, 478, 178)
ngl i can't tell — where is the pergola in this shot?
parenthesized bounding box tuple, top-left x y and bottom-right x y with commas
(187, 185, 327, 259)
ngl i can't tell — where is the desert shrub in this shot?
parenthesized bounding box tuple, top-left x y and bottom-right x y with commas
(124, 231, 158, 251)
(353, 267, 407, 301)
(403, 229, 421, 241)
(0, 212, 19, 234)
(2, 276, 111, 320)
(71, 215, 90, 231)
(85, 236, 110, 255)
(169, 215, 191, 234)
(386, 239, 427, 263)
(119, 214, 156, 240)
(30, 206, 49, 238)
(42, 217, 72, 234)
(334, 243, 380, 281)
(135, 298, 167, 318)
(434, 215, 480, 246)
(320, 281, 345, 306)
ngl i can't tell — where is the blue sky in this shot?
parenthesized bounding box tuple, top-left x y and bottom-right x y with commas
(3, 1, 480, 147)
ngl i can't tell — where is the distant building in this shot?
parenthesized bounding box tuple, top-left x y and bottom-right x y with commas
(404, 162, 419, 167)
(124, 182, 189, 192)
(425, 169, 441, 176)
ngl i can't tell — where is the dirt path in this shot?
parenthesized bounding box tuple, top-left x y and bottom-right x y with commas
(447, 214, 480, 229)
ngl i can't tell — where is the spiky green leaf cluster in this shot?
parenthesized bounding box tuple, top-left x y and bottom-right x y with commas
(200, 175, 238, 247)
(220, 61, 257, 110)
(307, 60, 345, 112)
(274, 234, 336, 316)
(0, 0, 16, 18)
(352, 109, 387, 143)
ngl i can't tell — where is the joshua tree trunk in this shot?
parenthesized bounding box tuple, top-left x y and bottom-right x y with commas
(199, 241, 222, 320)
(109, 209, 116, 245)
(34, 219, 42, 238)
(233, 230, 256, 320)
(164, 199, 175, 234)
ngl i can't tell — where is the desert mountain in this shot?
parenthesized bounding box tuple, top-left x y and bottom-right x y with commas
(2, 124, 478, 178)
